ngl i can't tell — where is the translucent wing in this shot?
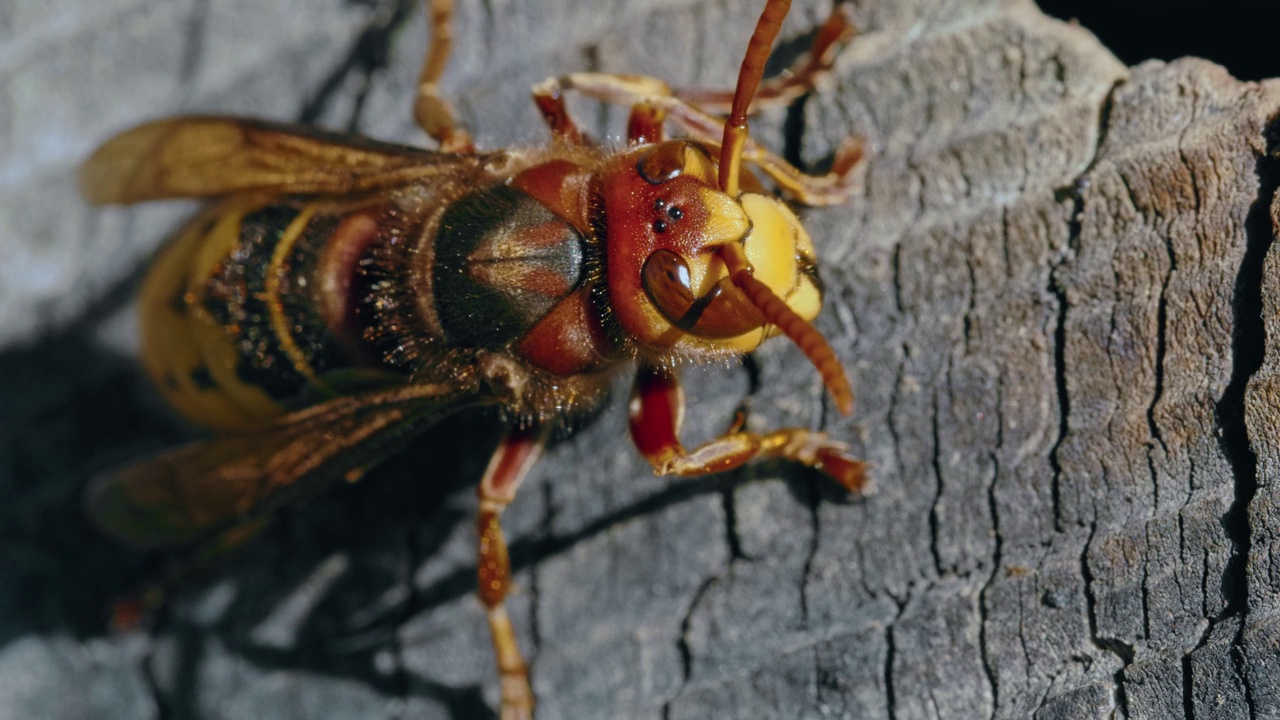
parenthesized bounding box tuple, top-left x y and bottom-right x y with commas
(80, 116, 490, 205)
(86, 381, 487, 548)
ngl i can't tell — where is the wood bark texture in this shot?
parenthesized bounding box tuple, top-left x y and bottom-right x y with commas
(1, 0, 1278, 718)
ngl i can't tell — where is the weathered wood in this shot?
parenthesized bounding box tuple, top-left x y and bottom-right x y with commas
(2, 0, 1278, 718)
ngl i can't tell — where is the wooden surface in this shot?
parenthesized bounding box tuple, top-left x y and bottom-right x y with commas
(2, 0, 1278, 718)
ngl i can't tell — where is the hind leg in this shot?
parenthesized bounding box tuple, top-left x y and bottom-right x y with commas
(475, 425, 550, 720)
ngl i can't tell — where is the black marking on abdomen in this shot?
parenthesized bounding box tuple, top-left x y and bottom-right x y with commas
(275, 211, 351, 375)
(190, 366, 217, 390)
(203, 204, 355, 399)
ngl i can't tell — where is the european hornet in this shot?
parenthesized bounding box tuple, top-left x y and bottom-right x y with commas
(81, 0, 868, 715)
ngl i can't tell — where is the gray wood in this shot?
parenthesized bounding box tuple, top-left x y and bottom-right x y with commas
(2, 0, 1278, 718)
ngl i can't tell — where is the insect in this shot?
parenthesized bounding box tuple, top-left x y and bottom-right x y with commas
(81, 0, 868, 716)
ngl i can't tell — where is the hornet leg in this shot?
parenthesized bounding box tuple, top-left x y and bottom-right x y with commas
(414, 0, 475, 152)
(629, 363, 869, 492)
(476, 425, 550, 720)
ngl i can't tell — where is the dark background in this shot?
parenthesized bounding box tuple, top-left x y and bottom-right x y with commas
(1037, 0, 1280, 81)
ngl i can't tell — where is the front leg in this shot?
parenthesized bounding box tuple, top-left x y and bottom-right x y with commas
(628, 363, 868, 492)
(527, 2, 864, 204)
(530, 78, 588, 145)
(534, 71, 863, 205)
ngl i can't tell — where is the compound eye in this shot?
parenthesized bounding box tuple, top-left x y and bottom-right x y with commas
(637, 145, 684, 184)
(637, 142, 717, 185)
(641, 250, 696, 325)
(641, 249, 763, 338)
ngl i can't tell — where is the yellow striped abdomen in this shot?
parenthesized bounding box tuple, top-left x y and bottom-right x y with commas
(139, 196, 363, 431)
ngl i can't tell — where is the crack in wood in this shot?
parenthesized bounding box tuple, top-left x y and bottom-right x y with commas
(664, 574, 720, 719)
(1080, 520, 1132, 715)
(16, 1, 1280, 717)
(1047, 252, 1071, 535)
(1209, 107, 1279, 720)
(928, 365, 947, 577)
(883, 595, 906, 720)
(977, 374, 1004, 718)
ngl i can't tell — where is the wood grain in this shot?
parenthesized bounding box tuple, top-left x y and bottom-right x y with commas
(1, 0, 1277, 718)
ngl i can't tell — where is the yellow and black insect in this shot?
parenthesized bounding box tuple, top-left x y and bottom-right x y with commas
(81, 1, 868, 716)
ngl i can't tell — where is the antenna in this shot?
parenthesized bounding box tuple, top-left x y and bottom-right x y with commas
(718, 0, 792, 197)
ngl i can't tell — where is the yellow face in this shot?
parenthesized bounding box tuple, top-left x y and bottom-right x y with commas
(730, 192, 823, 344)
(653, 190, 823, 353)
